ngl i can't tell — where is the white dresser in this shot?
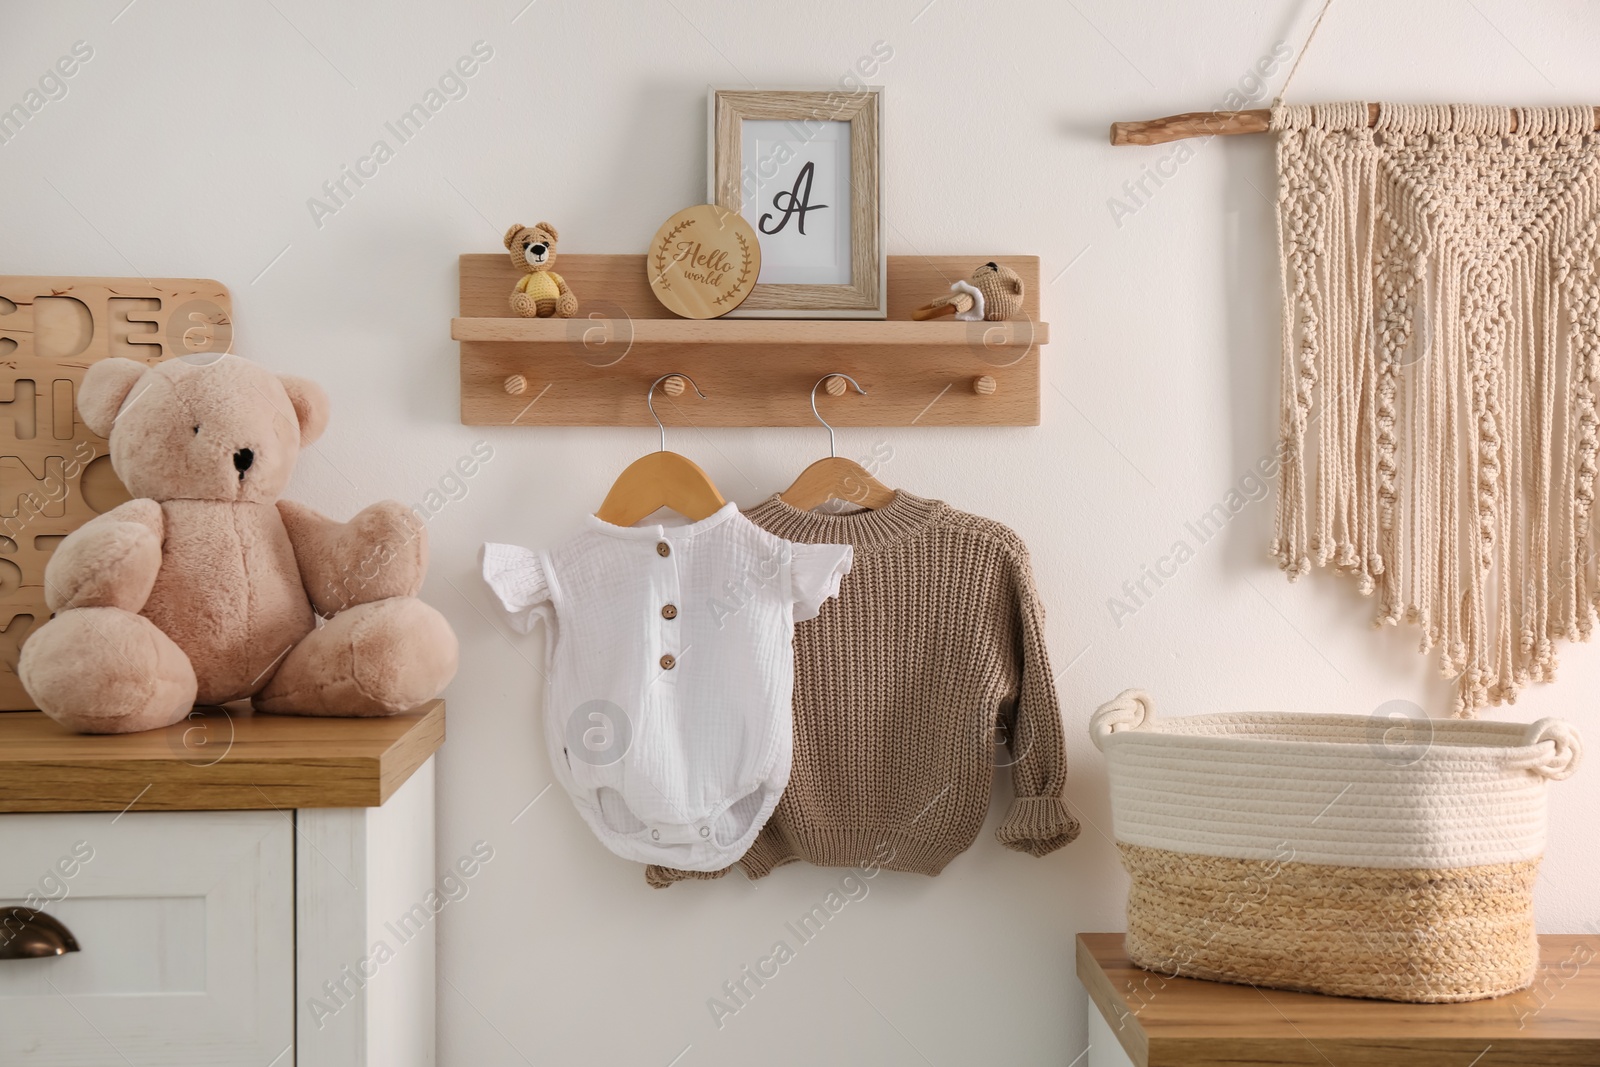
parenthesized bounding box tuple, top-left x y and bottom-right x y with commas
(0, 702, 444, 1067)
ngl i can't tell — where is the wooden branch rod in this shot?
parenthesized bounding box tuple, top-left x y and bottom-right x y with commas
(1110, 105, 1600, 146)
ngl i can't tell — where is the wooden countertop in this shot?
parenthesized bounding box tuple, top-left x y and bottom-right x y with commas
(0, 701, 444, 813)
(1078, 932, 1599, 1067)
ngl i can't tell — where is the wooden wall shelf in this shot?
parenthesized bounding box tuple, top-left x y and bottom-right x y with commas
(455, 253, 1047, 427)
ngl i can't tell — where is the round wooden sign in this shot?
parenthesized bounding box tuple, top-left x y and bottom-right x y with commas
(645, 204, 760, 319)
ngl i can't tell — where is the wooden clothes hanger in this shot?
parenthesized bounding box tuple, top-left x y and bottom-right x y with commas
(779, 375, 897, 512)
(594, 373, 727, 526)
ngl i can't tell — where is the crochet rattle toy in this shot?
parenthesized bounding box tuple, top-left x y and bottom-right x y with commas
(911, 261, 1024, 321)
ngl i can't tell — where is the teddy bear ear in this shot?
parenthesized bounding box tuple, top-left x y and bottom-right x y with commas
(279, 375, 329, 445)
(78, 358, 150, 437)
(503, 224, 525, 251)
(534, 221, 559, 243)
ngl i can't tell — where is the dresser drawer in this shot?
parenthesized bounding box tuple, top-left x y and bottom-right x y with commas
(0, 810, 294, 1066)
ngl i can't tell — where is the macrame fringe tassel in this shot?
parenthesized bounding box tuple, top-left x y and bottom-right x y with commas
(1270, 101, 1600, 716)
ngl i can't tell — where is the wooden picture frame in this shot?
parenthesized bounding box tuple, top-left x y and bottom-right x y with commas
(708, 87, 885, 319)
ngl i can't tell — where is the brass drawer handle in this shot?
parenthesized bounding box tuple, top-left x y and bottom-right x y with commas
(0, 906, 80, 959)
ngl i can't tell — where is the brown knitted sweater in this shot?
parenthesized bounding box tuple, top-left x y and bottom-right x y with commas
(647, 491, 1076, 887)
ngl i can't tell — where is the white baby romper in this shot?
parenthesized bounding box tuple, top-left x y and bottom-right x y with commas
(483, 503, 851, 870)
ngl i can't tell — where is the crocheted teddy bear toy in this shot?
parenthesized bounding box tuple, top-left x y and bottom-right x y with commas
(504, 221, 578, 318)
(18, 353, 459, 733)
(912, 261, 1025, 321)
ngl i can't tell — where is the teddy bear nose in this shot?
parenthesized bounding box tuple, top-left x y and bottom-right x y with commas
(531, 243, 547, 255)
(233, 448, 254, 475)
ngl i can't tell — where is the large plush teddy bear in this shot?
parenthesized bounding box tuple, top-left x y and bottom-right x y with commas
(504, 221, 578, 318)
(18, 353, 459, 734)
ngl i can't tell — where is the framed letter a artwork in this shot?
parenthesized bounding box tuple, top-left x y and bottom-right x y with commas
(709, 87, 885, 318)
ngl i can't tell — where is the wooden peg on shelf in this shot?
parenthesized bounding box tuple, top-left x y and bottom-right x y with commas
(822, 375, 849, 397)
(504, 374, 528, 396)
(661, 375, 687, 398)
(973, 375, 997, 396)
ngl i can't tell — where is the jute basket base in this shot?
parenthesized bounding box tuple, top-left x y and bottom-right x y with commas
(1120, 842, 1540, 1003)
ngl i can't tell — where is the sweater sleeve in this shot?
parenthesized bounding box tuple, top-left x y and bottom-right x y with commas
(994, 539, 1079, 857)
(645, 863, 730, 889)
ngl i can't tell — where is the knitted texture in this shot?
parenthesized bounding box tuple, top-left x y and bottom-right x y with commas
(1269, 102, 1600, 715)
(646, 492, 1076, 887)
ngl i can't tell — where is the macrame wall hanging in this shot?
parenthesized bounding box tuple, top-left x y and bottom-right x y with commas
(1109, 101, 1600, 715)
(1271, 102, 1600, 715)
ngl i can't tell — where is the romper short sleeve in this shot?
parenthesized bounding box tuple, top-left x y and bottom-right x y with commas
(481, 542, 551, 633)
(788, 542, 853, 623)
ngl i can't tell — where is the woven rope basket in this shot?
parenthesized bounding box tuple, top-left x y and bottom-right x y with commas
(1090, 690, 1582, 1002)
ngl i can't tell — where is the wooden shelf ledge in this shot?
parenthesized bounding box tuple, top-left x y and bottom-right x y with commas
(456, 253, 1048, 427)
(451, 316, 1046, 346)
(0, 701, 444, 812)
(1078, 932, 1600, 1066)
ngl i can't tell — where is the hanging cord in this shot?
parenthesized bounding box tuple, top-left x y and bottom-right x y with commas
(1273, 0, 1336, 107)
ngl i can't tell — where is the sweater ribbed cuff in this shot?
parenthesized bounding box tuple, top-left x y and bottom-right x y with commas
(645, 864, 730, 890)
(997, 796, 1079, 857)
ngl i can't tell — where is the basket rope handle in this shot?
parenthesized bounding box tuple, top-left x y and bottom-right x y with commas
(1090, 689, 1155, 752)
(1505, 718, 1583, 780)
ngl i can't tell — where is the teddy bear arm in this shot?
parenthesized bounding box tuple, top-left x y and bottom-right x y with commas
(546, 273, 577, 317)
(279, 499, 428, 616)
(43, 499, 164, 613)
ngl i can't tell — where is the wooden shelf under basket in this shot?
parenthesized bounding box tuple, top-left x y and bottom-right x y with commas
(454, 254, 1047, 427)
(1077, 933, 1600, 1067)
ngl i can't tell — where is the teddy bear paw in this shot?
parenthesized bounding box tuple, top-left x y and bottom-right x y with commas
(253, 597, 458, 717)
(19, 608, 198, 734)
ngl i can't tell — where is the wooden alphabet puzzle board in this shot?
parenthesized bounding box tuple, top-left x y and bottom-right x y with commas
(0, 276, 232, 709)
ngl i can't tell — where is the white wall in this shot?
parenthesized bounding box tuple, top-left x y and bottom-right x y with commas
(5, 1, 1597, 1062)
